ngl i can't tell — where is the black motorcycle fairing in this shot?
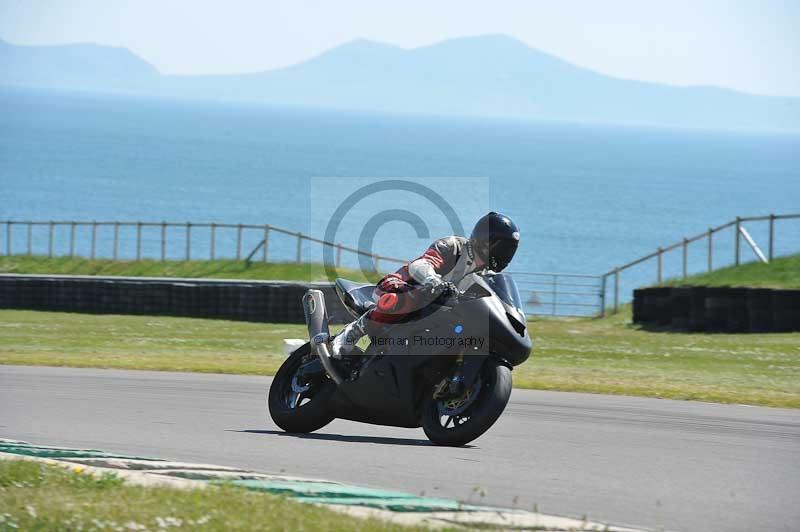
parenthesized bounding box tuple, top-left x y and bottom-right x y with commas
(452, 274, 531, 366)
(322, 274, 531, 427)
(449, 294, 530, 366)
(483, 273, 525, 321)
(322, 271, 530, 429)
(330, 312, 478, 427)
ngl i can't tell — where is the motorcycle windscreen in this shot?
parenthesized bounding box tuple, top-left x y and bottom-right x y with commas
(484, 273, 525, 318)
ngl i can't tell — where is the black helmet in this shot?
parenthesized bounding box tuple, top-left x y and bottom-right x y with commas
(469, 212, 520, 272)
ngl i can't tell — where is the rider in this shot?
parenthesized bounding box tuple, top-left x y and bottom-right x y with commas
(331, 212, 520, 358)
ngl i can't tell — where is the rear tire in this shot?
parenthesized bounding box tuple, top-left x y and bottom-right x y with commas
(268, 345, 335, 433)
(422, 360, 512, 446)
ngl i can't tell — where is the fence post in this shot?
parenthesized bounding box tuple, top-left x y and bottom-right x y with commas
(185, 222, 191, 261)
(296, 233, 302, 263)
(264, 224, 269, 262)
(210, 223, 216, 260)
(734, 216, 741, 266)
(236, 224, 243, 260)
(336, 244, 342, 267)
(682, 238, 688, 279)
(768, 213, 775, 261)
(113, 222, 119, 260)
(91, 221, 97, 259)
(48, 221, 54, 258)
(656, 247, 663, 283)
(26, 222, 32, 256)
(136, 222, 142, 260)
(69, 222, 76, 258)
(707, 228, 713, 272)
(599, 274, 607, 317)
(613, 267, 620, 314)
(160, 221, 166, 261)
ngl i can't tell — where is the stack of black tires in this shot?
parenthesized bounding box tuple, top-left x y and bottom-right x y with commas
(0, 275, 352, 324)
(633, 286, 800, 332)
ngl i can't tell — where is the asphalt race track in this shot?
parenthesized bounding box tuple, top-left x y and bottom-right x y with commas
(2, 366, 799, 532)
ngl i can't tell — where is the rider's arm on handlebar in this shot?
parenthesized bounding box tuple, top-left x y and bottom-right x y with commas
(409, 257, 443, 287)
(409, 258, 460, 301)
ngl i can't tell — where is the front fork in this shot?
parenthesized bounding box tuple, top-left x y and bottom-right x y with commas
(433, 353, 465, 399)
(434, 350, 498, 400)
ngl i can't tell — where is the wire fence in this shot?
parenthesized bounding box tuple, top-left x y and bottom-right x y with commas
(508, 272, 604, 317)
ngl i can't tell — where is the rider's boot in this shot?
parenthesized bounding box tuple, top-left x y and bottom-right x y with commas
(331, 313, 368, 359)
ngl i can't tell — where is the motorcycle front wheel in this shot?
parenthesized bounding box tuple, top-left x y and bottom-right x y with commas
(421, 359, 512, 446)
(268, 344, 335, 433)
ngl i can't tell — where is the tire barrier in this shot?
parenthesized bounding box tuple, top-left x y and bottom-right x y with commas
(633, 286, 800, 333)
(0, 274, 354, 324)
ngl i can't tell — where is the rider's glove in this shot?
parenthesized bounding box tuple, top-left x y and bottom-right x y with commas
(437, 281, 460, 299)
(423, 275, 443, 291)
(422, 276, 458, 299)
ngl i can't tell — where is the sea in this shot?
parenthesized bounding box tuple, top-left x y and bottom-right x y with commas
(1, 87, 799, 310)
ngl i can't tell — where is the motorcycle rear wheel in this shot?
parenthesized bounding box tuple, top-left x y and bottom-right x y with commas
(268, 345, 336, 433)
(421, 360, 512, 446)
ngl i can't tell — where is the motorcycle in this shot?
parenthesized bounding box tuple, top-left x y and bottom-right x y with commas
(268, 271, 531, 446)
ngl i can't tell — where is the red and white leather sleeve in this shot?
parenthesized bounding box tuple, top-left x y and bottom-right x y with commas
(408, 255, 441, 285)
(407, 238, 457, 285)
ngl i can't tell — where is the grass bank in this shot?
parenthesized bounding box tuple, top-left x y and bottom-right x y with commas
(0, 460, 412, 531)
(0, 256, 378, 283)
(1, 308, 797, 408)
(659, 254, 800, 289)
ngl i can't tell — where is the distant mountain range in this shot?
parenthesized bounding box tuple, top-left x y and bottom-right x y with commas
(2, 34, 798, 131)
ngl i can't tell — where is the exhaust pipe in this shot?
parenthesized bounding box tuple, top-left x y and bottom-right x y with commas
(302, 289, 343, 385)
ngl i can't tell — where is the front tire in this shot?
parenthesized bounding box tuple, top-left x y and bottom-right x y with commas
(422, 360, 512, 446)
(268, 345, 335, 433)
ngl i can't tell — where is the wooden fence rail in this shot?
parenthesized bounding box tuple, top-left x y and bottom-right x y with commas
(601, 213, 800, 315)
(0, 219, 604, 317)
(0, 219, 406, 271)
(3, 213, 798, 318)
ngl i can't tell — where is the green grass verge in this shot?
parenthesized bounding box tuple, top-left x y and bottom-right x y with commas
(0, 255, 379, 283)
(0, 460, 415, 531)
(658, 253, 800, 289)
(1, 309, 798, 408)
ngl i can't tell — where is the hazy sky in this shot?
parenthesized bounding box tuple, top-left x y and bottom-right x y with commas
(1, 0, 798, 96)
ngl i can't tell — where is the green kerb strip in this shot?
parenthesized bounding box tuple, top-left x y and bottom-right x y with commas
(0, 441, 162, 461)
(1, 440, 496, 515)
(229, 479, 492, 513)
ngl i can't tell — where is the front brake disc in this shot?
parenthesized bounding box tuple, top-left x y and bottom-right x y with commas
(437, 375, 481, 416)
